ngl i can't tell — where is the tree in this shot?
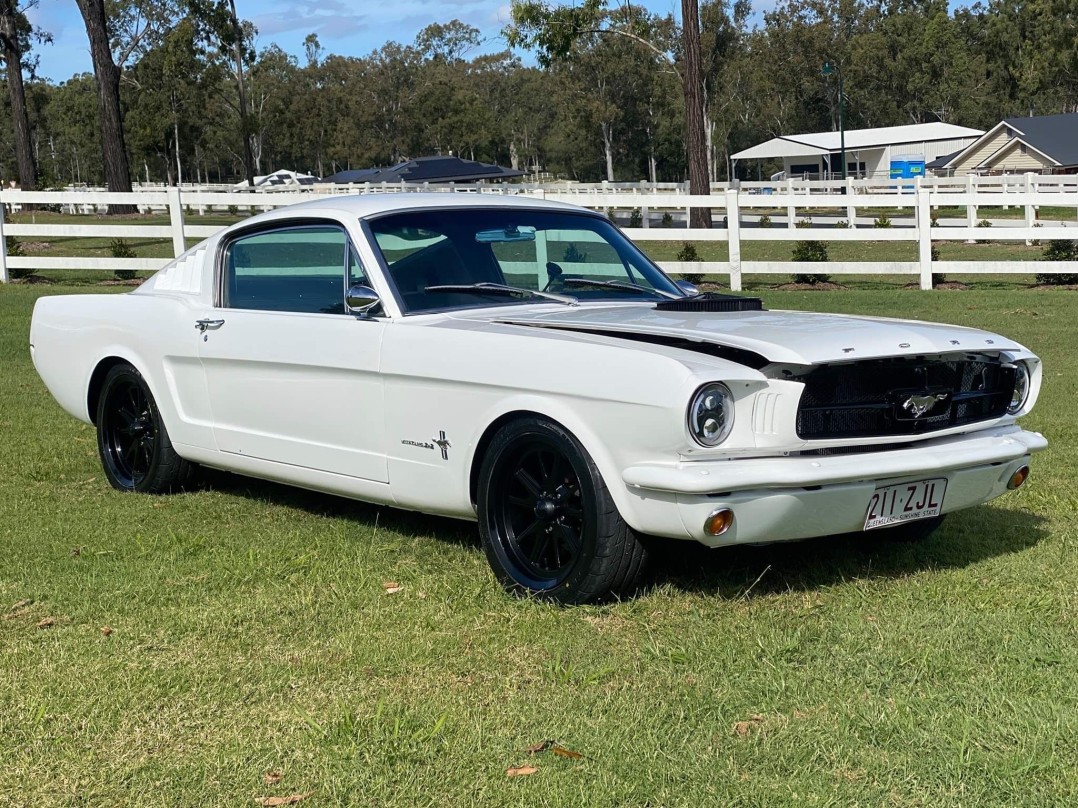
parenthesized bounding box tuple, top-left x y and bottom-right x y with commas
(74, 0, 131, 204)
(506, 0, 712, 225)
(187, 0, 257, 184)
(0, 0, 47, 190)
(126, 19, 209, 185)
(74, 0, 175, 207)
(680, 0, 709, 225)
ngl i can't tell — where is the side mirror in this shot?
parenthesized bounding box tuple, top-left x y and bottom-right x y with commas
(675, 279, 700, 297)
(346, 284, 381, 317)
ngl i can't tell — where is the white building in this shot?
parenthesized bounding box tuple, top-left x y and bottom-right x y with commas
(731, 122, 984, 181)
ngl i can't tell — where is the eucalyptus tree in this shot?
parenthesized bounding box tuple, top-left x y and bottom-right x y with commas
(73, 0, 177, 205)
(507, 0, 713, 225)
(0, 0, 49, 190)
(186, 0, 258, 184)
(125, 19, 211, 185)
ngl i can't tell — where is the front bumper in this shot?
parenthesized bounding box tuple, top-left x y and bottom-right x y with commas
(620, 426, 1047, 546)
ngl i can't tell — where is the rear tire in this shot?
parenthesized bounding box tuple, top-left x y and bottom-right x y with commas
(477, 416, 648, 604)
(95, 364, 195, 493)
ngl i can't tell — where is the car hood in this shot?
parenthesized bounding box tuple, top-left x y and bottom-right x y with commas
(484, 304, 1025, 366)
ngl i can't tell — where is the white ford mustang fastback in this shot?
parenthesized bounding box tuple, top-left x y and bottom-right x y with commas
(30, 194, 1047, 603)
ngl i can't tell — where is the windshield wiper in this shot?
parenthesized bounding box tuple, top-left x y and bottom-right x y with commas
(561, 278, 681, 299)
(424, 282, 578, 306)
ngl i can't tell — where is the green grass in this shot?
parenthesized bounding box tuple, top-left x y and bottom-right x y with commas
(2, 284, 1076, 805)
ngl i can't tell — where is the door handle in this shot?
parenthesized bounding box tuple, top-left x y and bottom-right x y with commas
(195, 318, 225, 332)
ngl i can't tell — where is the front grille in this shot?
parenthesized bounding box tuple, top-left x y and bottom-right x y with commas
(800, 443, 907, 456)
(796, 356, 1014, 440)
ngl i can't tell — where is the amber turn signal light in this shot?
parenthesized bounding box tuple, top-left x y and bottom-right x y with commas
(704, 508, 734, 536)
(1007, 466, 1030, 490)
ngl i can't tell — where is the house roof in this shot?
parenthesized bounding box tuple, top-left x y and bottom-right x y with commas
(938, 113, 1078, 170)
(323, 156, 524, 185)
(926, 149, 962, 170)
(732, 122, 983, 161)
(1000, 113, 1078, 166)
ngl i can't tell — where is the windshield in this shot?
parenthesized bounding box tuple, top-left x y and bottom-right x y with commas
(367, 208, 682, 313)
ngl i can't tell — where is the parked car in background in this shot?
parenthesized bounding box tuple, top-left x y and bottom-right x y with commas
(30, 194, 1046, 603)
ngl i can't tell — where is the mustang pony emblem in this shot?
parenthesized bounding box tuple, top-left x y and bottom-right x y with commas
(432, 431, 452, 460)
(902, 393, 949, 419)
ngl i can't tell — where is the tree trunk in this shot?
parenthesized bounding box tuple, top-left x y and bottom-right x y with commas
(75, 0, 135, 213)
(680, 0, 710, 228)
(601, 122, 615, 182)
(227, 0, 255, 186)
(0, 9, 36, 193)
(174, 117, 183, 186)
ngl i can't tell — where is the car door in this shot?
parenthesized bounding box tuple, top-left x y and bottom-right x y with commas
(196, 221, 388, 483)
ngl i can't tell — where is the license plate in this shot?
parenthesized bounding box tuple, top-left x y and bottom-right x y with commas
(864, 478, 947, 530)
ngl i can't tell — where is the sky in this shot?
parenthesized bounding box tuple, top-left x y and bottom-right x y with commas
(26, 0, 764, 84)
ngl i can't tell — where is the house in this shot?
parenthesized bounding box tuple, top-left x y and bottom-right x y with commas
(322, 156, 524, 185)
(929, 114, 1078, 175)
(731, 122, 983, 181)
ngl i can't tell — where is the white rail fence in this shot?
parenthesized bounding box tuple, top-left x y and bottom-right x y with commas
(1, 182, 1076, 289)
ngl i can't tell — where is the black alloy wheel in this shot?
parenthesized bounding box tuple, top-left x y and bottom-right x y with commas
(477, 416, 648, 604)
(95, 364, 194, 493)
(493, 440, 586, 589)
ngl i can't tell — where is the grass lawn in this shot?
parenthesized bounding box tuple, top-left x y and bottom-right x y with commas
(1, 283, 1075, 805)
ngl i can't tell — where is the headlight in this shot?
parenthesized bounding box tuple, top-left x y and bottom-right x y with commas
(688, 383, 734, 446)
(1007, 361, 1030, 414)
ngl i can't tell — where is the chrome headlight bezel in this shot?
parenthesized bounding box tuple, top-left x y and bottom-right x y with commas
(687, 382, 734, 447)
(1007, 361, 1031, 415)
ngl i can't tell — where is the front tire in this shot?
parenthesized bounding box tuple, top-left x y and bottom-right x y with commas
(477, 416, 648, 604)
(95, 364, 194, 493)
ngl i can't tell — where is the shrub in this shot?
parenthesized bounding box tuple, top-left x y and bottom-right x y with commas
(873, 213, 892, 228)
(930, 244, 945, 287)
(792, 219, 830, 283)
(677, 242, 703, 284)
(110, 238, 138, 280)
(661, 211, 674, 228)
(757, 214, 772, 228)
(834, 219, 850, 229)
(1036, 239, 1078, 285)
(677, 241, 700, 262)
(227, 204, 238, 216)
(562, 243, 588, 263)
(975, 218, 993, 243)
(628, 208, 643, 228)
(930, 210, 940, 227)
(6, 236, 31, 280)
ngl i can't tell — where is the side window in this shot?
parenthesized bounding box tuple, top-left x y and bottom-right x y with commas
(223, 225, 348, 314)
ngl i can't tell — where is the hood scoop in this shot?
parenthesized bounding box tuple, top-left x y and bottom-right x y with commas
(655, 293, 764, 313)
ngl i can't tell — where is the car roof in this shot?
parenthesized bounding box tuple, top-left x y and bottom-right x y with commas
(230, 192, 594, 229)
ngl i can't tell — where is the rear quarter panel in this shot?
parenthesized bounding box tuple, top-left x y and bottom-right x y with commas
(29, 292, 215, 450)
